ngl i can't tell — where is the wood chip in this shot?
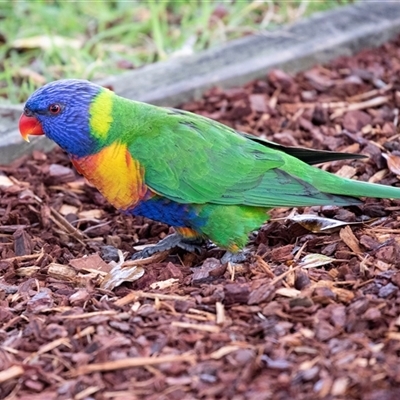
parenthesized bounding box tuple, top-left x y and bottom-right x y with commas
(339, 225, 362, 254)
(48, 263, 78, 281)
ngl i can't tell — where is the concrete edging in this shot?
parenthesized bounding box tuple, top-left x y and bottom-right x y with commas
(1, 1, 400, 164)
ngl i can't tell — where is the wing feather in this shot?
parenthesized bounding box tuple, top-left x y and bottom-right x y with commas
(127, 107, 360, 208)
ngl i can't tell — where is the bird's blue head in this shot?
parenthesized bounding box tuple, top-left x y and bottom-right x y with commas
(19, 79, 106, 157)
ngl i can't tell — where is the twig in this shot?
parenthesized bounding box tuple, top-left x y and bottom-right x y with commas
(346, 84, 392, 103)
(267, 265, 302, 287)
(330, 96, 389, 119)
(73, 326, 95, 339)
(0, 366, 24, 384)
(187, 308, 216, 319)
(24, 338, 72, 363)
(0, 225, 28, 233)
(49, 206, 86, 243)
(75, 386, 102, 400)
(121, 251, 169, 267)
(63, 310, 117, 319)
(2, 253, 42, 263)
(171, 321, 220, 333)
(114, 290, 189, 307)
(71, 353, 196, 376)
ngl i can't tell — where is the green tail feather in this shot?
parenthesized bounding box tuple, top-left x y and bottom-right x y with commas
(309, 169, 400, 200)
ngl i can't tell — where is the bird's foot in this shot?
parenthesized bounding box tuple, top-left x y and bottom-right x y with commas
(131, 233, 204, 260)
(221, 250, 250, 264)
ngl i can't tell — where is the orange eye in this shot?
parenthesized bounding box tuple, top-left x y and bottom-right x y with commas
(49, 104, 61, 115)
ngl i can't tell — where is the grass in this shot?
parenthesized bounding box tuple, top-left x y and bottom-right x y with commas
(0, 0, 352, 104)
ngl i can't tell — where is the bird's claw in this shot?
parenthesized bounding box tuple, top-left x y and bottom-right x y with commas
(130, 247, 158, 260)
(176, 241, 203, 254)
(221, 250, 250, 264)
(131, 233, 204, 260)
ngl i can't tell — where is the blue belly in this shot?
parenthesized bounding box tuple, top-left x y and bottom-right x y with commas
(129, 196, 203, 228)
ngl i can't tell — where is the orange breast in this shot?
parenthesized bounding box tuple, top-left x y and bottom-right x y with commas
(72, 142, 147, 210)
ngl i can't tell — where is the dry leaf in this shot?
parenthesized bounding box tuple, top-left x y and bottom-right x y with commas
(288, 214, 361, 233)
(101, 250, 145, 290)
(382, 153, 400, 176)
(300, 254, 335, 269)
(102, 265, 145, 290)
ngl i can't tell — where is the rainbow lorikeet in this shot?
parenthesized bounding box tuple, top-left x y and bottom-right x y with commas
(19, 79, 400, 262)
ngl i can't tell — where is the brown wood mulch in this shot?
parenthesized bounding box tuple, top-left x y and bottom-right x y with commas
(3, 35, 400, 400)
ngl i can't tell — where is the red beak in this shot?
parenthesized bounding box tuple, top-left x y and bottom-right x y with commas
(19, 113, 44, 142)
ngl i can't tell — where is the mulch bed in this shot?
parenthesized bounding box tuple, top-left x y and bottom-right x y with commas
(3, 35, 400, 400)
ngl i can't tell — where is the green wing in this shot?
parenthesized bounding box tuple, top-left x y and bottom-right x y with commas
(126, 106, 360, 208)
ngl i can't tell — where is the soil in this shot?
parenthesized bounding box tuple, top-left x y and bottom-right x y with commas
(2, 35, 400, 400)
